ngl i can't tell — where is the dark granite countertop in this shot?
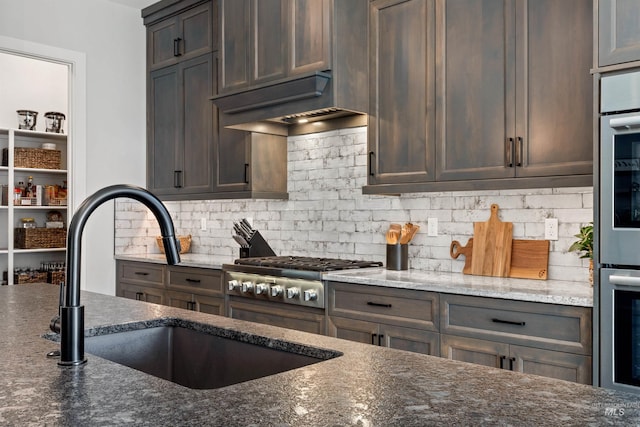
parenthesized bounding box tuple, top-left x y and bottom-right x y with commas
(3, 284, 637, 426)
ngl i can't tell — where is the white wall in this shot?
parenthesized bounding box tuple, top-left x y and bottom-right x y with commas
(0, 0, 147, 295)
(116, 127, 594, 283)
(0, 53, 68, 131)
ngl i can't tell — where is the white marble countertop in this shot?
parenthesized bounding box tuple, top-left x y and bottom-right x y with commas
(324, 268, 593, 307)
(115, 254, 593, 307)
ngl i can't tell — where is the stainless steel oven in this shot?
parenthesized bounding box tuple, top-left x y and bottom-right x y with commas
(222, 256, 382, 335)
(601, 268, 640, 392)
(600, 70, 640, 393)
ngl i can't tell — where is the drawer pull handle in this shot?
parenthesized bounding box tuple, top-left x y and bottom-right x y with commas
(371, 333, 377, 345)
(378, 334, 384, 346)
(492, 318, 525, 326)
(367, 302, 392, 308)
(499, 355, 506, 369)
(509, 356, 515, 371)
(185, 278, 201, 283)
(135, 292, 143, 301)
(134, 272, 149, 276)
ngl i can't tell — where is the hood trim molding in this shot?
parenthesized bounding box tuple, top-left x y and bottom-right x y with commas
(211, 72, 331, 115)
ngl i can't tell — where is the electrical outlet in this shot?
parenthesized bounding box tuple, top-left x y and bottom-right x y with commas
(200, 217, 207, 231)
(544, 218, 558, 240)
(427, 218, 438, 237)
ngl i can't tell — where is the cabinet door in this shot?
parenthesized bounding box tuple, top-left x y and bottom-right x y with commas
(368, 0, 436, 185)
(148, 65, 180, 195)
(435, 0, 515, 181)
(514, 0, 592, 178)
(253, 0, 288, 84)
(166, 290, 194, 310)
(194, 294, 225, 315)
(440, 334, 508, 369)
(327, 316, 379, 345)
(379, 324, 440, 356)
(219, 0, 251, 92)
(288, 0, 330, 75)
(147, 16, 179, 70)
(180, 54, 214, 195)
(598, 0, 640, 67)
(147, 2, 213, 70)
(117, 282, 165, 306)
(510, 345, 592, 385)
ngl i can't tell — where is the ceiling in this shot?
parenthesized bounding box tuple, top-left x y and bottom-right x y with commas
(107, 0, 157, 9)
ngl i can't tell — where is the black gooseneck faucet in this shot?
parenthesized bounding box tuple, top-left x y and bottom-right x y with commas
(50, 184, 181, 366)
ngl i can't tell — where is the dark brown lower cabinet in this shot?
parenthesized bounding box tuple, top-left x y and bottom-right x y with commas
(165, 290, 224, 316)
(116, 261, 224, 315)
(328, 315, 439, 356)
(441, 334, 592, 384)
(227, 297, 326, 335)
(117, 282, 165, 305)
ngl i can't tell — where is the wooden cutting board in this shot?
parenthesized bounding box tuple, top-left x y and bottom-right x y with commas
(450, 238, 549, 280)
(509, 239, 550, 280)
(471, 204, 513, 277)
(449, 238, 473, 274)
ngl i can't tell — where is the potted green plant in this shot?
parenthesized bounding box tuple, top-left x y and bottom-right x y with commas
(568, 222, 593, 284)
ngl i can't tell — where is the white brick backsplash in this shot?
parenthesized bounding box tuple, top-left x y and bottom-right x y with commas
(115, 127, 594, 282)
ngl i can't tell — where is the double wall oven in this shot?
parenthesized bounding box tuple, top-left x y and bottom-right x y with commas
(223, 257, 382, 335)
(600, 70, 640, 393)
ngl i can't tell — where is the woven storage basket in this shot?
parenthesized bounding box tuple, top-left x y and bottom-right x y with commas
(14, 228, 67, 249)
(48, 270, 65, 285)
(2, 147, 62, 169)
(156, 235, 191, 254)
(3, 271, 48, 284)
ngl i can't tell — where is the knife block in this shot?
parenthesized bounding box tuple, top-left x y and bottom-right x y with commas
(239, 231, 276, 258)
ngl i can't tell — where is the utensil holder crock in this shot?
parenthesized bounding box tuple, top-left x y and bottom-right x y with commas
(386, 244, 408, 270)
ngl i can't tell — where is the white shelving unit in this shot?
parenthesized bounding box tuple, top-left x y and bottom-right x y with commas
(0, 128, 70, 285)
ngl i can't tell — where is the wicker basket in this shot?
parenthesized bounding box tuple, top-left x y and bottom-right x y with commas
(156, 235, 191, 254)
(14, 227, 67, 249)
(3, 270, 49, 284)
(48, 270, 65, 285)
(3, 147, 62, 169)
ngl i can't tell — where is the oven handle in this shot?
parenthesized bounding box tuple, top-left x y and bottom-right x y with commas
(610, 116, 640, 130)
(609, 275, 640, 287)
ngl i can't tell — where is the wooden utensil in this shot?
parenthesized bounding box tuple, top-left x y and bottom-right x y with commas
(509, 240, 550, 280)
(471, 204, 513, 277)
(450, 238, 474, 274)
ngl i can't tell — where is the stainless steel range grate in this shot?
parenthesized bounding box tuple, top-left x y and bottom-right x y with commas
(234, 256, 383, 272)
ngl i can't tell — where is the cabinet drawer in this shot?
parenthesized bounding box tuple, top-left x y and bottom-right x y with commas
(440, 294, 592, 355)
(167, 266, 222, 294)
(327, 281, 438, 331)
(118, 261, 164, 286)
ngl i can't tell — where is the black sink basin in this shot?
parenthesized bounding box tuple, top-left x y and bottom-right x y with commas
(51, 319, 341, 390)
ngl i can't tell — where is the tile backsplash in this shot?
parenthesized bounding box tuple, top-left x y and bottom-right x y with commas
(115, 126, 593, 282)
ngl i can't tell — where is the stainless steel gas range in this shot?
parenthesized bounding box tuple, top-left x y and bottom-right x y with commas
(222, 256, 382, 335)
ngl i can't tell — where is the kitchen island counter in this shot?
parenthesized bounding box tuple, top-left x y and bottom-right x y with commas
(0, 284, 633, 425)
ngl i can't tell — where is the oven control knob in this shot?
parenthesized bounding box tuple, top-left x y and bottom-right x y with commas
(270, 285, 284, 297)
(241, 281, 254, 293)
(255, 283, 269, 295)
(303, 289, 318, 302)
(286, 287, 300, 299)
(228, 280, 241, 291)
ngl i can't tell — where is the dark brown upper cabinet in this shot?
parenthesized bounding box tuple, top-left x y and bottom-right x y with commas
(146, 1, 215, 71)
(365, 0, 593, 194)
(148, 53, 215, 198)
(598, 0, 640, 68)
(219, 0, 330, 94)
(367, 0, 436, 187)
